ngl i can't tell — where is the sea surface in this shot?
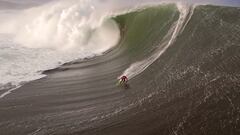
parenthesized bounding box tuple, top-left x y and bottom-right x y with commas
(0, 0, 240, 135)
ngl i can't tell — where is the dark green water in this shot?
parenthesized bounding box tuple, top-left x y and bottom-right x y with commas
(114, 5, 179, 60)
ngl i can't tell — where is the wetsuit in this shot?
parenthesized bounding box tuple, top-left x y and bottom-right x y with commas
(120, 76, 128, 83)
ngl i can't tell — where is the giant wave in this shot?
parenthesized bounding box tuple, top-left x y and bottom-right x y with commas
(0, 1, 240, 135)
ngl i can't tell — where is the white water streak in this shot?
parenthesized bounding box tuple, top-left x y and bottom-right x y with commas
(0, 85, 21, 99)
(180, 4, 196, 34)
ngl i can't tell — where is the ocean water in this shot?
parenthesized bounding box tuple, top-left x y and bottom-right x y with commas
(0, 1, 240, 134)
(0, 0, 239, 96)
(0, 0, 185, 96)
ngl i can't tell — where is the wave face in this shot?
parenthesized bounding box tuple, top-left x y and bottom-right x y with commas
(113, 5, 180, 79)
(0, 0, 120, 94)
(117, 4, 193, 79)
(101, 4, 239, 135)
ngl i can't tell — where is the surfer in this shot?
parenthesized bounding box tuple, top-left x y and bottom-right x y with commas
(119, 75, 128, 84)
(117, 75, 129, 89)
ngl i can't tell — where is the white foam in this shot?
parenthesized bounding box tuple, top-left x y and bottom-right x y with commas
(0, 0, 120, 51)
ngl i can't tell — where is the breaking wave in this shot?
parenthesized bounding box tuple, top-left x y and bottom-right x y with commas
(0, 1, 197, 98)
(0, 0, 121, 97)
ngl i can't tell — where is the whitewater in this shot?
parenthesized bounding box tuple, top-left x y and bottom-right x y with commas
(0, 0, 122, 97)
